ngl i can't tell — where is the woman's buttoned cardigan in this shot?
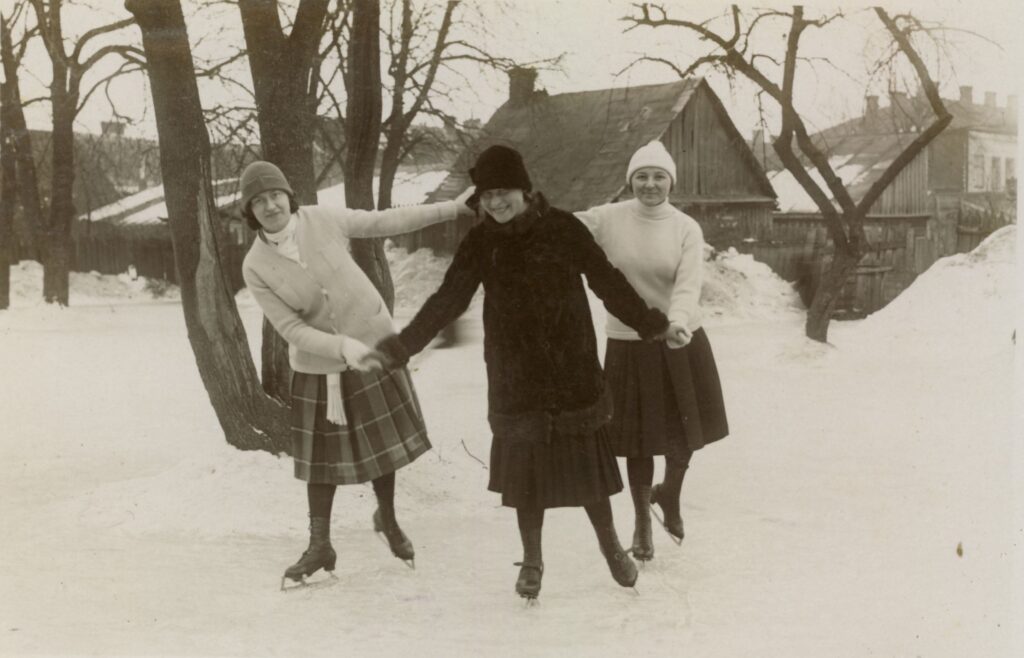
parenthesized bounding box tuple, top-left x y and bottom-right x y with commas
(242, 201, 458, 374)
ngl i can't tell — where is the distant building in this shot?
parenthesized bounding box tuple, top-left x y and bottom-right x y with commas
(760, 87, 1017, 315)
(397, 70, 776, 253)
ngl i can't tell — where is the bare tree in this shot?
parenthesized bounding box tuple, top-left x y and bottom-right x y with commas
(1, 3, 43, 265)
(238, 0, 331, 403)
(376, 0, 560, 210)
(125, 0, 290, 452)
(343, 0, 397, 309)
(626, 4, 952, 342)
(0, 76, 14, 309)
(29, 0, 142, 304)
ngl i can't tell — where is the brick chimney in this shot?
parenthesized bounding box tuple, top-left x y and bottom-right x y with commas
(865, 95, 879, 118)
(959, 86, 973, 105)
(984, 91, 997, 108)
(508, 67, 537, 108)
(101, 120, 125, 137)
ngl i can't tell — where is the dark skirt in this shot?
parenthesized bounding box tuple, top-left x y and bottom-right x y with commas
(604, 327, 728, 457)
(290, 367, 431, 485)
(487, 425, 624, 509)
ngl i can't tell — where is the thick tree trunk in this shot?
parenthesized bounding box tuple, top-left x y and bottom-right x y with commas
(805, 246, 861, 342)
(127, 0, 289, 453)
(239, 0, 328, 403)
(0, 81, 14, 310)
(377, 138, 402, 211)
(41, 44, 76, 306)
(0, 16, 42, 262)
(345, 0, 394, 313)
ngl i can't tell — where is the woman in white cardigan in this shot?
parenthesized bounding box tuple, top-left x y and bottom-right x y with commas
(575, 141, 729, 561)
(239, 161, 472, 587)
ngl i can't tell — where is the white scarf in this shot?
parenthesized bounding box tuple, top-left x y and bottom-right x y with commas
(265, 215, 347, 428)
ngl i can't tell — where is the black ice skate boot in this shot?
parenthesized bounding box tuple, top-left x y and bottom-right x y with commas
(586, 502, 638, 589)
(281, 517, 337, 590)
(514, 508, 544, 603)
(650, 458, 687, 544)
(373, 506, 415, 568)
(629, 485, 654, 562)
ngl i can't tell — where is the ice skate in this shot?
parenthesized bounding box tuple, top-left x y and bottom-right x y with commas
(600, 542, 640, 591)
(629, 485, 655, 563)
(513, 561, 544, 604)
(280, 517, 337, 591)
(373, 507, 415, 569)
(650, 483, 684, 545)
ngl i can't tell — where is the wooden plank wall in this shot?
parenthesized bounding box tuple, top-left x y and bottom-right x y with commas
(746, 213, 938, 315)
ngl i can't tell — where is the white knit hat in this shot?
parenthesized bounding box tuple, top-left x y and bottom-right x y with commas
(626, 140, 676, 187)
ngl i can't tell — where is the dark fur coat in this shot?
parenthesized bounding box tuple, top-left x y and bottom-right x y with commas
(379, 194, 668, 439)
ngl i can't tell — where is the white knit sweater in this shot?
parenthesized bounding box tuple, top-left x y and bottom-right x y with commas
(575, 198, 703, 339)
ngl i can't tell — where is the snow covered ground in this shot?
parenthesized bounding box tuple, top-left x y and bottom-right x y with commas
(0, 227, 1019, 657)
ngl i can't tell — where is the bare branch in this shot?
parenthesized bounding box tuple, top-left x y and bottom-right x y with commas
(69, 17, 134, 64)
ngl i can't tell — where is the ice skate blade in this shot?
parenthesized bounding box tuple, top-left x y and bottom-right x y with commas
(280, 572, 339, 592)
(650, 507, 683, 545)
(519, 594, 540, 607)
(374, 530, 416, 568)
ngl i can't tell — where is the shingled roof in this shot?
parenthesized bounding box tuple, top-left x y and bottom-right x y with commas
(763, 92, 1018, 213)
(426, 78, 772, 210)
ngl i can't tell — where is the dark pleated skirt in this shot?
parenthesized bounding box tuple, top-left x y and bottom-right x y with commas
(604, 327, 728, 457)
(487, 425, 624, 510)
(290, 367, 431, 485)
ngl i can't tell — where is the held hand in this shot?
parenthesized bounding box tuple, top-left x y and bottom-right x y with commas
(454, 186, 477, 217)
(339, 336, 381, 372)
(358, 349, 388, 373)
(659, 323, 692, 349)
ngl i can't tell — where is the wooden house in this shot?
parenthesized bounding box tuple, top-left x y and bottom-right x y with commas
(760, 87, 1017, 316)
(396, 70, 776, 254)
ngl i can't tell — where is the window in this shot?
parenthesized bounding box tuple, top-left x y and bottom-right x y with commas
(990, 157, 1002, 191)
(969, 153, 986, 191)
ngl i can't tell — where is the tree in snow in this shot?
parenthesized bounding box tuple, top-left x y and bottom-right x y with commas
(1, 3, 45, 304)
(28, 0, 143, 305)
(625, 4, 953, 342)
(127, 0, 289, 452)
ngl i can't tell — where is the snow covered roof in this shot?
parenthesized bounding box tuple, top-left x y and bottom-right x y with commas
(80, 170, 449, 227)
(81, 178, 241, 226)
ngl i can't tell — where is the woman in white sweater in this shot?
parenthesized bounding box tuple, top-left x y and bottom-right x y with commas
(576, 141, 729, 561)
(239, 161, 472, 588)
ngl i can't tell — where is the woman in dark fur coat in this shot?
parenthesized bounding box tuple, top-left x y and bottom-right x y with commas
(376, 145, 687, 601)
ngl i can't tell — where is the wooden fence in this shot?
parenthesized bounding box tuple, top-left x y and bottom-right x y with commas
(743, 201, 1013, 317)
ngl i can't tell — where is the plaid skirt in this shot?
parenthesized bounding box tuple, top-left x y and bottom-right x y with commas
(488, 425, 623, 510)
(290, 367, 431, 485)
(604, 327, 728, 458)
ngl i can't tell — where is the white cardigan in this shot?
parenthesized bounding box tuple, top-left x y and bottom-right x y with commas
(242, 201, 458, 373)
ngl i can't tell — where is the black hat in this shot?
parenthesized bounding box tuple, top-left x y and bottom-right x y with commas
(468, 145, 532, 204)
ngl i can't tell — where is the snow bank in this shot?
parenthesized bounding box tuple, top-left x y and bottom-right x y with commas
(385, 240, 465, 313)
(383, 242, 804, 324)
(701, 246, 804, 323)
(8, 260, 181, 307)
(844, 225, 1017, 360)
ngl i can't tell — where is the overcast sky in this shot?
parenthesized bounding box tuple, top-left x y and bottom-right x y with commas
(10, 0, 1022, 142)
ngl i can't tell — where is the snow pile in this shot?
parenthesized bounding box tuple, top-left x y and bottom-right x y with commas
(385, 241, 459, 312)
(700, 247, 804, 323)
(383, 243, 804, 324)
(846, 225, 1017, 360)
(8, 260, 181, 307)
